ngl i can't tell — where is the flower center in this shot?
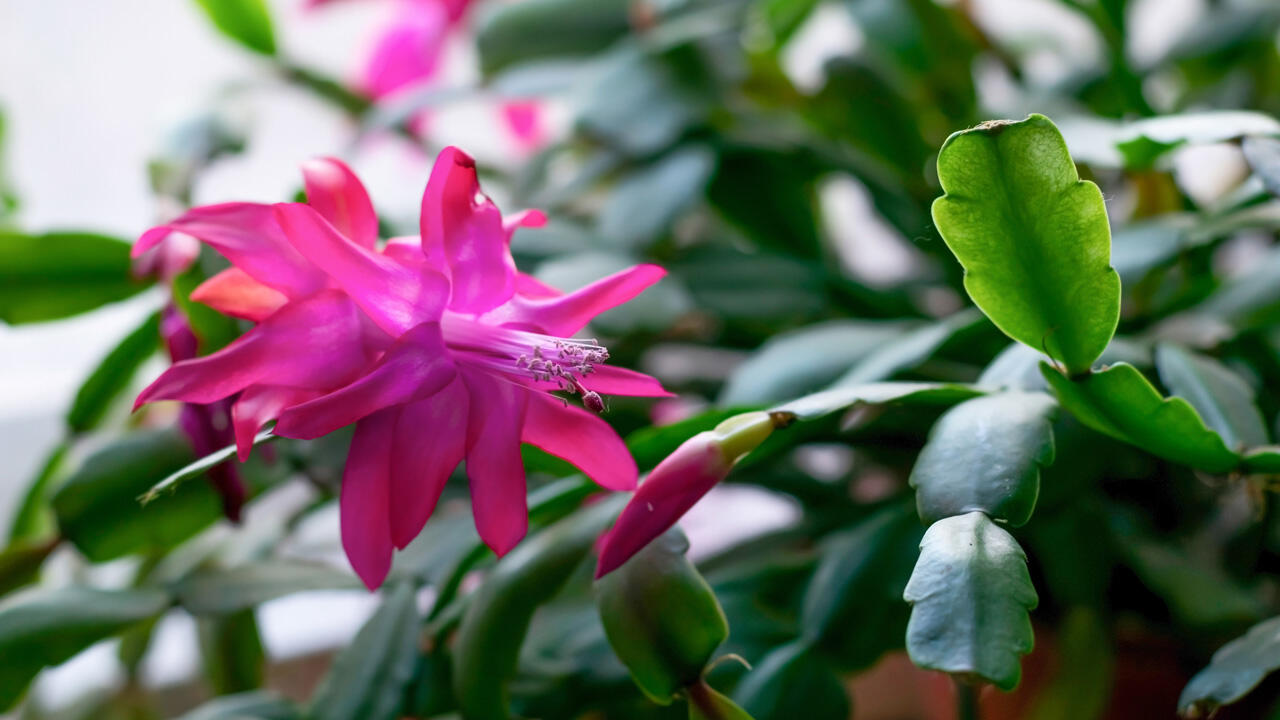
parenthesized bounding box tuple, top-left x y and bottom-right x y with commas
(441, 315, 610, 411)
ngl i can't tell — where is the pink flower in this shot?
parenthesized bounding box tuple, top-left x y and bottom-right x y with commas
(134, 148, 670, 589)
(160, 305, 247, 522)
(310, 0, 546, 150)
(595, 412, 778, 578)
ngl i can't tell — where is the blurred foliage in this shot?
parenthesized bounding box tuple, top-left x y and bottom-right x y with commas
(7, 0, 1280, 718)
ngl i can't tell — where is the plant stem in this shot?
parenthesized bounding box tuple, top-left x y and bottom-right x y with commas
(955, 679, 980, 720)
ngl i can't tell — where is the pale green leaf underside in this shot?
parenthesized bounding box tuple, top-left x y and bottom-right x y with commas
(1155, 343, 1270, 451)
(1041, 362, 1239, 473)
(1179, 614, 1280, 716)
(932, 113, 1120, 374)
(910, 392, 1057, 527)
(903, 512, 1038, 691)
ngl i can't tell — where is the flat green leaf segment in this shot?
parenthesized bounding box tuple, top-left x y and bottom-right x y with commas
(1155, 344, 1270, 451)
(309, 583, 419, 720)
(0, 231, 151, 324)
(770, 382, 984, 422)
(0, 587, 170, 709)
(910, 392, 1057, 527)
(932, 114, 1121, 374)
(1179, 615, 1280, 716)
(1040, 362, 1239, 473)
(904, 512, 1037, 691)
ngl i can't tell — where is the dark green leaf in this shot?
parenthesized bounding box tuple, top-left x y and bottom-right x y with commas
(931, 114, 1121, 374)
(903, 512, 1038, 691)
(910, 392, 1056, 527)
(576, 44, 712, 156)
(192, 0, 276, 55)
(689, 682, 755, 720)
(799, 504, 922, 670)
(1122, 536, 1264, 630)
(67, 311, 160, 433)
(0, 539, 57, 598)
(707, 147, 822, 258)
(198, 609, 265, 694)
(1041, 362, 1240, 473)
(1025, 609, 1113, 720)
(176, 691, 299, 720)
(770, 382, 984, 422)
(476, 0, 631, 76)
(1155, 344, 1269, 451)
(1179, 614, 1280, 716)
(595, 529, 727, 705)
(53, 429, 222, 562)
(835, 309, 984, 386)
(599, 145, 715, 249)
(309, 583, 419, 720)
(0, 231, 151, 324)
(719, 320, 911, 406)
(732, 642, 848, 720)
(454, 498, 623, 719)
(8, 441, 68, 543)
(173, 561, 361, 615)
(0, 586, 170, 709)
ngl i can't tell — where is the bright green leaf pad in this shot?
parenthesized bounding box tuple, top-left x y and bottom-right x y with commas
(910, 392, 1056, 527)
(903, 512, 1038, 691)
(1040, 362, 1239, 473)
(932, 114, 1121, 374)
(1179, 614, 1280, 716)
(1155, 343, 1270, 451)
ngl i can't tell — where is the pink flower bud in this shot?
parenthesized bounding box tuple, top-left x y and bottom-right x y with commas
(595, 412, 777, 578)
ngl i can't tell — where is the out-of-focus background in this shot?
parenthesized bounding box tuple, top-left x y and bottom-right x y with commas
(4, 0, 1278, 717)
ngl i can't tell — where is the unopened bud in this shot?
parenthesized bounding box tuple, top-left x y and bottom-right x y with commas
(595, 411, 778, 578)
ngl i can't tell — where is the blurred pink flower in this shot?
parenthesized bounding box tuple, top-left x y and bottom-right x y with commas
(309, 0, 546, 150)
(135, 148, 670, 589)
(595, 412, 777, 578)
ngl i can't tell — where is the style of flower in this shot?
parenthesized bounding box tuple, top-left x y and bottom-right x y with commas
(308, 0, 546, 149)
(134, 148, 669, 589)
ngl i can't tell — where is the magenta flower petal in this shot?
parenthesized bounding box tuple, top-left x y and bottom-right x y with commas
(231, 384, 321, 461)
(522, 392, 637, 491)
(462, 371, 529, 556)
(420, 147, 521, 314)
(498, 264, 667, 336)
(388, 378, 469, 548)
(341, 409, 398, 590)
(515, 272, 561, 299)
(136, 203, 326, 297)
(274, 202, 449, 335)
(190, 268, 289, 322)
(359, 0, 449, 99)
(581, 366, 675, 398)
(302, 157, 380, 250)
(274, 321, 457, 439)
(137, 291, 374, 407)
